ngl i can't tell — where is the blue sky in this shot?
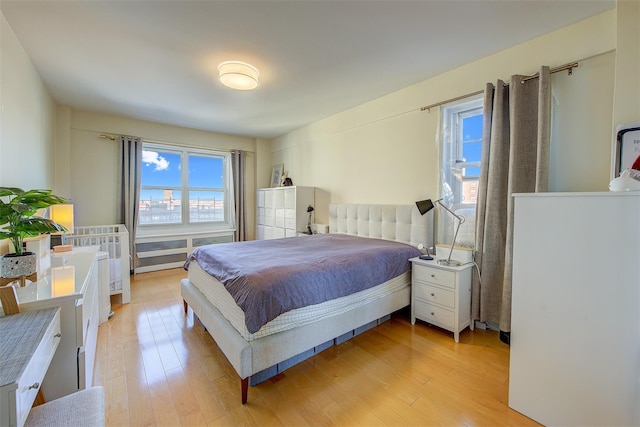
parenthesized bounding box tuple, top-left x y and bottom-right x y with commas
(462, 113, 483, 176)
(140, 149, 223, 201)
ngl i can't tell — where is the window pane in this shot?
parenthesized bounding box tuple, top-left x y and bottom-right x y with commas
(189, 191, 224, 222)
(462, 115, 483, 142)
(139, 189, 182, 224)
(462, 141, 482, 163)
(142, 150, 181, 187)
(189, 155, 223, 188)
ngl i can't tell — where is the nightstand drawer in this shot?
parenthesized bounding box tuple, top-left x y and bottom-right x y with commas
(414, 282, 455, 308)
(414, 300, 454, 328)
(413, 265, 455, 288)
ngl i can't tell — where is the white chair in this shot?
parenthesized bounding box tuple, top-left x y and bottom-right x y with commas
(25, 386, 105, 427)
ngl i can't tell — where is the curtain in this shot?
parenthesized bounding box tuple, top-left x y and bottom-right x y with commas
(472, 66, 551, 344)
(117, 136, 142, 273)
(231, 150, 247, 242)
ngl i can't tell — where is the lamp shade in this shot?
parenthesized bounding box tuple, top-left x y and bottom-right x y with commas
(50, 204, 74, 234)
(218, 61, 259, 90)
(415, 199, 435, 216)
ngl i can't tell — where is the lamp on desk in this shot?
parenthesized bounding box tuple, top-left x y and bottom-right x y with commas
(49, 204, 74, 252)
(415, 198, 465, 266)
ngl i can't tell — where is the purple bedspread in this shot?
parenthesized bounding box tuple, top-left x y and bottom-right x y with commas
(184, 234, 421, 333)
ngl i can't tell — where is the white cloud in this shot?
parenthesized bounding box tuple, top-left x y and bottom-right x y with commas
(142, 150, 170, 171)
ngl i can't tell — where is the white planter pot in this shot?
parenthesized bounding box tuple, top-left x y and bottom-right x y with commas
(1, 252, 37, 279)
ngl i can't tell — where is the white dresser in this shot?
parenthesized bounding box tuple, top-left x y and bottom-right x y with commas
(0, 308, 61, 427)
(14, 247, 102, 401)
(410, 257, 473, 342)
(256, 186, 315, 239)
(509, 192, 640, 426)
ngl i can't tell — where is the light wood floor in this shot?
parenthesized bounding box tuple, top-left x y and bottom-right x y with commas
(94, 268, 539, 426)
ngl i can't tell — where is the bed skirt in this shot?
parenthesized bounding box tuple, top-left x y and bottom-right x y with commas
(181, 278, 410, 400)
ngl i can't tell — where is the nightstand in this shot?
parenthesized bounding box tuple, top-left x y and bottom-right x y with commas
(410, 257, 473, 342)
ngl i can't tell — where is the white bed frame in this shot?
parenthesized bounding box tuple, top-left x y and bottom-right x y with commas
(181, 204, 433, 403)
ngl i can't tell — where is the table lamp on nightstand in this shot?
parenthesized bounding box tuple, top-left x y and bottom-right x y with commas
(415, 198, 465, 266)
(49, 204, 74, 252)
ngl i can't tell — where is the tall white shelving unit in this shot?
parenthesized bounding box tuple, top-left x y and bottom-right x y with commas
(256, 186, 315, 239)
(509, 192, 640, 426)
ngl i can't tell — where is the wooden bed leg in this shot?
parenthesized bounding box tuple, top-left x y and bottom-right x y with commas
(241, 377, 248, 404)
(183, 299, 188, 314)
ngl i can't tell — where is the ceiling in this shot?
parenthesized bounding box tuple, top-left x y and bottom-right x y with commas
(1, 1, 614, 139)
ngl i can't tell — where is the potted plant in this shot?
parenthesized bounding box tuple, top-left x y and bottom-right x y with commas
(0, 187, 68, 281)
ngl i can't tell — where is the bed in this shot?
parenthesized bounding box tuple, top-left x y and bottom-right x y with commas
(181, 204, 433, 403)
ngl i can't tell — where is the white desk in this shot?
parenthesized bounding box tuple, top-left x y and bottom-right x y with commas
(14, 247, 101, 401)
(0, 307, 61, 427)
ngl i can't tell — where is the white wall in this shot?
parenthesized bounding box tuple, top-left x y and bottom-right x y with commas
(610, 0, 640, 177)
(0, 13, 56, 190)
(55, 109, 260, 238)
(0, 12, 57, 253)
(271, 10, 622, 225)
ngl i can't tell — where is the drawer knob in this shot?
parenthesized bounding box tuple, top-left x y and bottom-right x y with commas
(54, 332, 62, 338)
(431, 274, 435, 278)
(430, 312, 435, 316)
(430, 293, 435, 297)
(29, 382, 40, 390)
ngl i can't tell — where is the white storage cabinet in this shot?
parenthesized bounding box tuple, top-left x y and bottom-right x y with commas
(66, 225, 130, 304)
(509, 192, 640, 426)
(256, 186, 315, 239)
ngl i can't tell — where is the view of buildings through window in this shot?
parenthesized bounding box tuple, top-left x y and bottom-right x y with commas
(140, 144, 228, 225)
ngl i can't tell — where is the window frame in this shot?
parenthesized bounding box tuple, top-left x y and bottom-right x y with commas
(437, 97, 483, 248)
(138, 142, 234, 235)
(440, 98, 483, 208)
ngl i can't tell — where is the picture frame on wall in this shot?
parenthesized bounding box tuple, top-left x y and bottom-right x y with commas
(271, 164, 284, 188)
(615, 124, 640, 176)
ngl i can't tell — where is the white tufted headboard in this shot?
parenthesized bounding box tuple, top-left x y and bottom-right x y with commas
(328, 204, 434, 249)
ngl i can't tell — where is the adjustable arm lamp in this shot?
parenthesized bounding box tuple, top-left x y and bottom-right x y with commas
(306, 205, 314, 235)
(415, 198, 465, 266)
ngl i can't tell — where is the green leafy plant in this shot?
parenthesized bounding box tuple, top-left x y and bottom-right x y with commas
(0, 187, 68, 255)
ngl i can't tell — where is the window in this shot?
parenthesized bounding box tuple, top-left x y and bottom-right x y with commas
(438, 97, 483, 247)
(139, 143, 233, 229)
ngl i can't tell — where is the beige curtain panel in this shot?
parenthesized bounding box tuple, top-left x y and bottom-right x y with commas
(472, 66, 551, 343)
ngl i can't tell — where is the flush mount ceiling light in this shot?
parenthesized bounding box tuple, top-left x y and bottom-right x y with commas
(218, 61, 259, 90)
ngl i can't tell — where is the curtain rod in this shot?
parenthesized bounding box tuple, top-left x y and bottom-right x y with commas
(99, 134, 252, 156)
(420, 62, 579, 112)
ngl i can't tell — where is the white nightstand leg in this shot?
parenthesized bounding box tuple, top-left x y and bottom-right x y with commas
(454, 331, 459, 343)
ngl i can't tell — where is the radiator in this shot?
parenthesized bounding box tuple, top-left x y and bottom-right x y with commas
(135, 232, 234, 274)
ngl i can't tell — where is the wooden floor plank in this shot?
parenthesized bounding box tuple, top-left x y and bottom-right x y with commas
(96, 267, 540, 426)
